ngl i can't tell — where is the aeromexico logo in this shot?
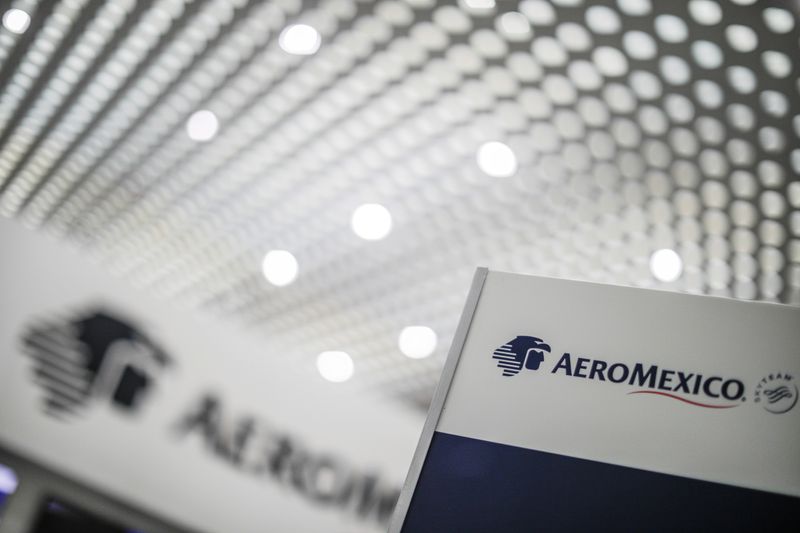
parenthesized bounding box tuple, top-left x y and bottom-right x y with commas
(492, 336, 797, 413)
(492, 336, 551, 376)
(21, 309, 170, 420)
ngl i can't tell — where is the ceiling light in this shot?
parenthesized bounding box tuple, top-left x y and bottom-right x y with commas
(261, 250, 298, 286)
(186, 110, 219, 142)
(351, 203, 392, 241)
(316, 351, 354, 383)
(398, 326, 438, 359)
(2, 8, 30, 34)
(650, 249, 683, 282)
(499, 12, 531, 36)
(477, 141, 518, 177)
(464, 0, 496, 8)
(279, 24, 321, 55)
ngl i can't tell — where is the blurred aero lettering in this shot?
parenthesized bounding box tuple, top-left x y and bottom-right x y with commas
(175, 394, 399, 526)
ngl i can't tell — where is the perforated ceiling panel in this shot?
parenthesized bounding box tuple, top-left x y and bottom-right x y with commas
(0, 0, 798, 409)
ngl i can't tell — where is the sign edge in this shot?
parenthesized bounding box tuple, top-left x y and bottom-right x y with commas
(386, 267, 489, 533)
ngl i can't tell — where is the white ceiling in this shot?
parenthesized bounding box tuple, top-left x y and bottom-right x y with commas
(0, 0, 798, 409)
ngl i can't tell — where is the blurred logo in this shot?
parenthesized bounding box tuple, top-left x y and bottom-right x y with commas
(21, 309, 170, 420)
(754, 374, 798, 414)
(492, 336, 551, 377)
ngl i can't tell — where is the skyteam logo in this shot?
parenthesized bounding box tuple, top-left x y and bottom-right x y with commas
(754, 374, 798, 414)
(492, 336, 551, 377)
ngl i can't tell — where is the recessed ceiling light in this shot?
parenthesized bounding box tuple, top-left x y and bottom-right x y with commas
(477, 141, 518, 177)
(351, 203, 392, 241)
(464, 0, 496, 9)
(398, 326, 437, 359)
(186, 110, 219, 142)
(499, 12, 531, 36)
(261, 250, 298, 286)
(316, 351, 354, 383)
(279, 24, 321, 55)
(650, 248, 683, 282)
(2, 8, 30, 34)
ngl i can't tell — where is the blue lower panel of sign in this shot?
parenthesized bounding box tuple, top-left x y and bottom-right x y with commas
(402, 431, 798, 533)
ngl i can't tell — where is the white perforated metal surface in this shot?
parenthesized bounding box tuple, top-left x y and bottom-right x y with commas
(0, 0, 798, 409)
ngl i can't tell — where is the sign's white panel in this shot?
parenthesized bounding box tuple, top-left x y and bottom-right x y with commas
(392, 269, 799, 533)
(440, 271, 800, 495)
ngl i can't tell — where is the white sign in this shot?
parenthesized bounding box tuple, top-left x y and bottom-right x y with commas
(0, 219, 423, 533)
(390, 268, 799, 532)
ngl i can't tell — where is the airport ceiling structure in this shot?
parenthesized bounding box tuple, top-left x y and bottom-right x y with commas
(0, 0, 798, 410)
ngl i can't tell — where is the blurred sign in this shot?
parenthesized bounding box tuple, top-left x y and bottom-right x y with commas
(390, 269, 800, 532)
(0, 219, 421, 533)
(16, 306, 398, 525)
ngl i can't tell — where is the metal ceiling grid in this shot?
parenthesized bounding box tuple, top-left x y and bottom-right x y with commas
(0, 0, 798, 410)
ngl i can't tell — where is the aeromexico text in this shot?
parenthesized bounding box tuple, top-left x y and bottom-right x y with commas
(551, 353, 745, 403)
